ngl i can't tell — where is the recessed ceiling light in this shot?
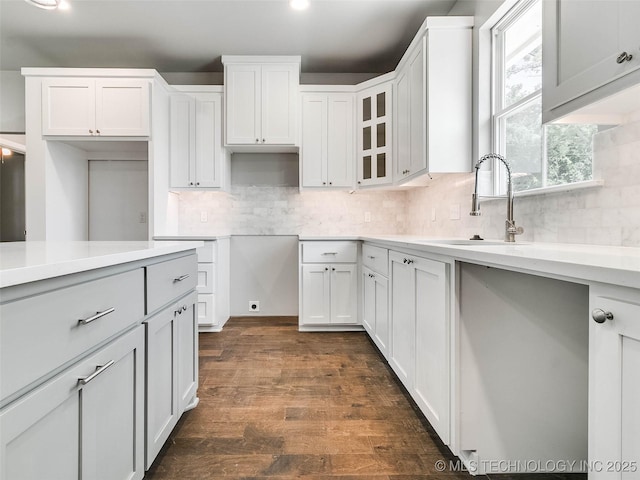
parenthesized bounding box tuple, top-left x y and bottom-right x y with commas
(24, 0, 60, 10)
(290, 0, 310, 11)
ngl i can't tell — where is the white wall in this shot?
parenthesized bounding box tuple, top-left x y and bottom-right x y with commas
(0, 71, 25, 133)
(230, 235, 299, 316)
(89, 160, 148, 240)
(45, 142, 88, 240)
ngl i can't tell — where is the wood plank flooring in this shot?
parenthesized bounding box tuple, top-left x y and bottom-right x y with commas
(145, 317, 586, 480)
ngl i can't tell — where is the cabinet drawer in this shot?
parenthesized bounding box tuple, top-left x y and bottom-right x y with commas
(198, 294, 215, 326)
(196, 241, 217, 263)
(146, 254, 197, 314)
(197, 263, 215, 294)
(0, 268, 144, 403)
(302, 241, 358, 263)
(362, 244, 388, 276)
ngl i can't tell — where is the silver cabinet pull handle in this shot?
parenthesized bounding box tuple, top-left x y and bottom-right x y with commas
(78, 360, 115, 385)
(368, 255, 375, 259)
(321, 252, 338, 256)
(592, 308, 614, 324)
(174, 274, 190, 283)
(616, 52, 633, 64)
(78, 307, 115, 325)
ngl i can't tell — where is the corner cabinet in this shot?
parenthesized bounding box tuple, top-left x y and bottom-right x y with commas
(357, 80, 393, 187)
(41, 76, 150, 137)
(222, 56, 300, 150)
(542, 0, 640, 123)
(169, 89, 229, 190)
(389, 250, 451, 444)
(299, 241, 359, 330)
(589, 283, 640, 479)
(300, 90, 355, 189)
(394, 17, 473, 183)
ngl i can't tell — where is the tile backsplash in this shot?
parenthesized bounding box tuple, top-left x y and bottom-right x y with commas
(178, 117, 640, 247)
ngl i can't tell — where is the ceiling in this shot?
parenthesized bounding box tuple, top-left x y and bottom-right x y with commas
(0, 0, 458, 75)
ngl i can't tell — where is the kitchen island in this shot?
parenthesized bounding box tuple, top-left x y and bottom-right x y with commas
(0, 240, 202, 480)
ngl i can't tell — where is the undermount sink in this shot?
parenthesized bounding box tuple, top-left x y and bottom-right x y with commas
(418, 238, 509, 246)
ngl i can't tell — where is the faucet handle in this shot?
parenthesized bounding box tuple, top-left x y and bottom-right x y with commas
(507, 222, 524, 235)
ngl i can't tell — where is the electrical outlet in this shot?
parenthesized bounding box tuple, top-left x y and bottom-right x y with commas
(449, 204, 460, 220)
(200, 211, 208, 223)
(139, 212, 147, 223)
(431, 207, 436, 222)
(364, 212, 371, 222)
(249, 301, 260, 312)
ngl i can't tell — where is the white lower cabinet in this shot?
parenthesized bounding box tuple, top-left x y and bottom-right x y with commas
(145, 292, 197, 468)
(0, 326, 145, 480)
(362, 266, 389, 357)
(589, 284, 640, 479)
(299, 241, 359, 329)
(389, 250, 450, 444)
(362, 243, 390, 357)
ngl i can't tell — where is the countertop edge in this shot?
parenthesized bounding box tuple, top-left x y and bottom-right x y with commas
(0, 241, 204, 289)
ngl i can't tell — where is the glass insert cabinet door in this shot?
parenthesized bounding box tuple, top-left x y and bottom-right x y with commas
(357, 82, 392, 186)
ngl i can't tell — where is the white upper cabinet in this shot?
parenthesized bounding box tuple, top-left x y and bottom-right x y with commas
(42, 77, 150, 137)
(543, 0, 640, 123)
(170, 89, 227, 190)
(222, 56, 300, 150)
(357, 79, 393, 187)
(300, 91, 355, 189)
(394, 17, 473, 184)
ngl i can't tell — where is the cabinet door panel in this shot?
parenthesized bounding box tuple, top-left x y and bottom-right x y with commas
(170, 94, 195, 188)
(408, 42, 426, 175)
(414, 258, 449, 444)
(95, 79, 150, 136)
(330, 264, 358, 324)
(198, 294, 216, 326)
(195, 95, 222, 187)
(145, 308, 179, 468)
(226, 65, 261, 144)
(389, 253, 415, 388)
(42, 78, 95, 136)
(374, 274, 389, 356)
(1, 390, 80, 480)
(327, 95, 354, 187)
(301, 264, 331, 325)
(590, 290, 640, 479)
(177, 295, 198, 413)
(362, 268, 376, 335)
(395, 70, 410, 179)
(261, 64, 297, 144)
(82, 326, 144, 480)
(301, 95, 327, 187)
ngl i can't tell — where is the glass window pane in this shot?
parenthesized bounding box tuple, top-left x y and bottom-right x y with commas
(363, 155, 372, 179)
(363, 126, 371, 151)
(503, 1, 542, 107)
(377, 123, 386, 148)
(377, 93, 386, 117)
(363, 97, 371, 122)
(504, 97, 543, 191)
(376, 153, 386, 178)
(545, 124, 595, 186)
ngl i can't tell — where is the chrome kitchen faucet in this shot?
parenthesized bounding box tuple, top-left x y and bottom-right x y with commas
(470, 153, 524, 243)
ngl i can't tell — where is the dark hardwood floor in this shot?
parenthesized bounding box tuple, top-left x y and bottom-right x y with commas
(145, 317, 586, 480)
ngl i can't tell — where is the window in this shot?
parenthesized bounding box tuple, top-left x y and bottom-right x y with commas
(489, 0, 596, 195)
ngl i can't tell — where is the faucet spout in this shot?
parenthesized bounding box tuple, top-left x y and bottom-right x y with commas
(469, 153, 524, 242)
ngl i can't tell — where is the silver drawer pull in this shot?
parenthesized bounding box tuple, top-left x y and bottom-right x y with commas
(174, 274, 190, 283)
(78, 307, 115, 325)
(321, 252, 338, 256)
(78, 360, 115, 385)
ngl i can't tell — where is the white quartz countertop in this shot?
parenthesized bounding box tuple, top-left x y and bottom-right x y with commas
(300, 235, 640, 289)
(0, 241, 203, 289)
